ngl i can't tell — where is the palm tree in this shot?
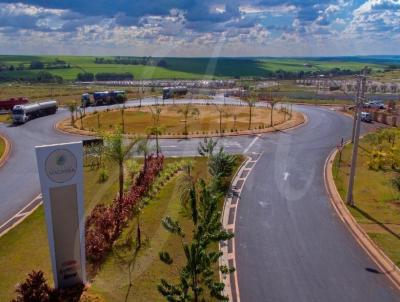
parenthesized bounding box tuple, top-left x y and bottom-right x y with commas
(103, 127, 130, 203)
(134, 137, 155, 248)
(147, 126, 165, 157)
(177, 103, 200, 135)
(103, 127, 132, 236)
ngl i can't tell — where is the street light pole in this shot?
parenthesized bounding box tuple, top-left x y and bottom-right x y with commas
(346, 67, 368, 206)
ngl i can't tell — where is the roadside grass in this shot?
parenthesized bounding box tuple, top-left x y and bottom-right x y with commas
(333, 132, 400, 266)
(0, 135, 5, 158)
(0, 114, 11, 123)
(0, 155, 243, 301)
(77, 104, 287, 135)
(87, 156, 243, 302)
(0, 83, 158, 106)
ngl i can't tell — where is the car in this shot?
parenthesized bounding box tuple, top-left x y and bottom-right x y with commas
(364, 100, 385, 109)
(360, 112, 372, 123)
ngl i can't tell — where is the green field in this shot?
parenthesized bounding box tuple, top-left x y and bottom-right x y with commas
(0, 55, 388, 81)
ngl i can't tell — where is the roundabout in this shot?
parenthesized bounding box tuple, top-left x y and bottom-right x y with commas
(57, 102, 304, 138)
(0, 97, 399, 301)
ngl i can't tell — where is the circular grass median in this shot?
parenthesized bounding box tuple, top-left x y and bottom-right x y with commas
(75, 104, 290, 136)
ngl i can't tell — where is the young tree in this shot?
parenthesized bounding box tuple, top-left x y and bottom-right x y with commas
(177, 103, 200, 135)
(68, 102, 76, 126)
(136, 136, 153, 171)
(148, 105, 165, 156)
(158, 180, 233, 302)
(267, 94, 280, 127)
(208, 147, 236, 192)
(121, 105, 125, 133)
(176, 160, 196, 209)
(242, 94, 257, 130)
(197, 137, 217, 158)
(214, 104, 226, 135)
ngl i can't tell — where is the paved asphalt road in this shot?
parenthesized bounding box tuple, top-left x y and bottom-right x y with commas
(236, 106, 400, 301)
(0, 98, 398, 301)
(0, 96, 254, 225)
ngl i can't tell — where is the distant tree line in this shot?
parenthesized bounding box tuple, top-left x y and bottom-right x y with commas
(383, 64, 400, 72)
(94, 56, 167, 67)
(76, 72, 134, 81)
(271, 68, 363, 80)
(0, 71, 63, 83)
(0, 58, 70, 72)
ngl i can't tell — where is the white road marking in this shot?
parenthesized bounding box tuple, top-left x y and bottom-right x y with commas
(243, 136, 259, 153)
(162, 145, 177, 148)
(284, 172, 290, 180)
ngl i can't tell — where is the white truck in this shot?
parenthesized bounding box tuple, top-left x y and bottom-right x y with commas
(12, 100, 58, 124)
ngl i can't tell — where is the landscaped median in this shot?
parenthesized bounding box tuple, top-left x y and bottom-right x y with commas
(0, 143, 244, 301)
(328, 127, 400, 287)
(56, 103, 304, 138)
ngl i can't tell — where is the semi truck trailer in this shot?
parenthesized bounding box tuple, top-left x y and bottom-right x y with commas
(12, 100, 58, 124)
(81, 90, 127, 107)
(0, 97, 29, 111)
(162, 87, 188, 99)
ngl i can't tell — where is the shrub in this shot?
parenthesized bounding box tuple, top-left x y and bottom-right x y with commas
(12, 270, 85, 302)
(98, 167, 109, 183)
(12, 271, 52, 302)
(85, 155, 164, 264)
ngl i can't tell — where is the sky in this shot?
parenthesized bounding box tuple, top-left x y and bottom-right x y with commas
(0, 0, 399, 57)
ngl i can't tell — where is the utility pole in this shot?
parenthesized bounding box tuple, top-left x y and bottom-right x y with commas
(350, 79, 361, 143)
(346, 67, 368, 206)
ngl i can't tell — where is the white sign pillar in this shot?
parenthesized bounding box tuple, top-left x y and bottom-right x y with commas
(35, 142, 86, 289)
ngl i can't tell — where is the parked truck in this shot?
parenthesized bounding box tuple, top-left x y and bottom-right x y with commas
(12, 100, 58, 124)
(162, 87, 188, 99)
(0, 97, 29, 111)
(81, 90, 127, 107)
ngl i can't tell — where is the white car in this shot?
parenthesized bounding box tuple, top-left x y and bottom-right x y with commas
(361, 112, 372, 123)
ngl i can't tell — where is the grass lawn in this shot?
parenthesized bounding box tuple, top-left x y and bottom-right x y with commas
(333, 130, 400, 266)
(77, 104, 287, 135)
(0, 155, 243, 301)
(0, 135, 5, 158)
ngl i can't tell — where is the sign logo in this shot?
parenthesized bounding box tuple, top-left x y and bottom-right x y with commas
(45, 149, 77, 183)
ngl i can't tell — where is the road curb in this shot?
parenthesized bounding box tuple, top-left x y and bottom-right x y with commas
(220, 152, 263, 302)
(0, 132, 12, 168)
(324, 146, 400, 291)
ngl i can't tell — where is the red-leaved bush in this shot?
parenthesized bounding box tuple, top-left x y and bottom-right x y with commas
(12, 270, 84, 302)
(85, 154, 164, 263)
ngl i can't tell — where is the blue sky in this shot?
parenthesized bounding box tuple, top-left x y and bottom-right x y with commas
(0, 0, 399, 56)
